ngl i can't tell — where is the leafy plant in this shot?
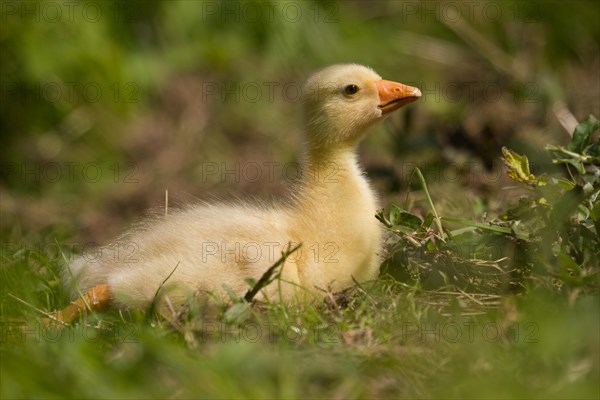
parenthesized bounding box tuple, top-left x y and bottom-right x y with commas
(379, 115, 599, 296)
(499, 115, 599, 292)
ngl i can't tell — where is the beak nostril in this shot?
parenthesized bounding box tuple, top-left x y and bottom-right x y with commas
(376, 80, 421, 111)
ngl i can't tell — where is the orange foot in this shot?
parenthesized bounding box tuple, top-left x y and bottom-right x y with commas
(49, 284, 112, 324)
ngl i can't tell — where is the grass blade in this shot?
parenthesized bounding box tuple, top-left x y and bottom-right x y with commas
(441, 216, 512, 234)
(412, 167, 445, 241)
(244, 243, 302, 302)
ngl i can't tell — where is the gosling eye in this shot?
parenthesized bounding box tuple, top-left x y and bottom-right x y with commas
(343, 84, 360, 96)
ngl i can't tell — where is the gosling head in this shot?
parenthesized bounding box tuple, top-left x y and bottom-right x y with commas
(302, 64, 421, 151)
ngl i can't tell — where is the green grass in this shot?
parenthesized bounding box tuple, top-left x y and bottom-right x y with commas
(1, 249, 598, 399)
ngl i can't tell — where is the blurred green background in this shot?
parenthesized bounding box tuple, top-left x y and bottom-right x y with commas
(2, 0, 598, 246)
(0, 1, 599, 399)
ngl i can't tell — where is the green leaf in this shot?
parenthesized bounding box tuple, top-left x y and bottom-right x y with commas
(223, 302, 251, 324)
(590, 200, 600, 222)
(389, 205, 422, 230)
(222, 284, 240, 302)
(550, 177, 576, 190)
(389, 204, 404, 225)
(582, 171, 600, 187)
(426, 240, 437, 252)
(536, 182, 567, 208)
(588, 138, 600, 158)
(422, 213, 434, 229)
(568, 115, 600, 153)
(500, 197, 537, 221)
(548, 187, 583, 230)
(510, 221, 530, 241)
(545, 145, 586, 174)
(441, 216, 512, 234)
(375, 208, 392, 228)
(449, 226, 478, 236)
(502, 147, 545, 186)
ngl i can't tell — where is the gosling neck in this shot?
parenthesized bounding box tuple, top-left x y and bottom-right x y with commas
(294, 138, 374, 212)
(300, 138, 361, 180)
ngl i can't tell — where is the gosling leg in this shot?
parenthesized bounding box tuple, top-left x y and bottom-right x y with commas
(52, 284, 112, 324)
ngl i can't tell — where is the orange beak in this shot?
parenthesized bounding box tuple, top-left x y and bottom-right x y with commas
(376, 80, 421, 115)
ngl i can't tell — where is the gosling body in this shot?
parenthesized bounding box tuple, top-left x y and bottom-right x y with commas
(68, 64, 421, 308)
